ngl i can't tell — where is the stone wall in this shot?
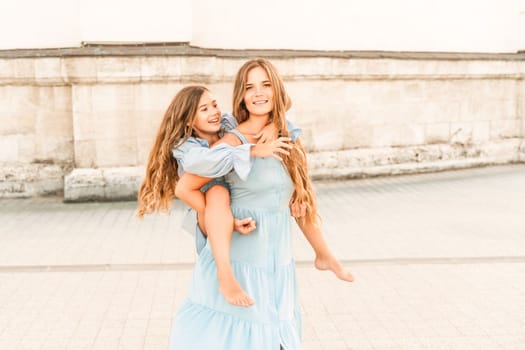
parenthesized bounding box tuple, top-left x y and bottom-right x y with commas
(0, 47, 523, 200)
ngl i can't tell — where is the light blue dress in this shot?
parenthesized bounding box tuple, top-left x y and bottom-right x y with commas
(169, 128, 302, 350)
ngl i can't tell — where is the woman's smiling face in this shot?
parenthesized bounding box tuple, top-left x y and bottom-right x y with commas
(243, 66, 274, 118)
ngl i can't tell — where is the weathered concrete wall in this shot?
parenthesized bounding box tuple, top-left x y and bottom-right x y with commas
(0, 48, 523, 200)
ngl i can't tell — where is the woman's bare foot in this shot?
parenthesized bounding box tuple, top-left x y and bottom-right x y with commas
(218, 270, 255, 307)
(315, 254, 354, 282)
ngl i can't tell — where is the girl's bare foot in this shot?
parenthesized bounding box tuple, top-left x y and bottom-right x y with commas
(218, 270, 255, 307)
(315, 254, 354, 282)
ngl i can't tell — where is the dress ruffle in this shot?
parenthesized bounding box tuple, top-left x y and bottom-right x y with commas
(169, 252, 301, 350)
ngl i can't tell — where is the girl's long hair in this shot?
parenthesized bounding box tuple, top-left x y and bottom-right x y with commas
(137, 85, 209, 218)
(232, 58, 319, 226)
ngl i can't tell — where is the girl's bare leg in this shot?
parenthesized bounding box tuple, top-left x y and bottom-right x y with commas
(205, 185, 254, 306)
(175, 174, 210, 234)
(296, 219, 354, 282)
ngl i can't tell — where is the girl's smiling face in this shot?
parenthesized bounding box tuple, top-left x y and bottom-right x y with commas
(190, 90, 221, 140)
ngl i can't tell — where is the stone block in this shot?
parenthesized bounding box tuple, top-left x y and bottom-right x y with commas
(0, 59, 16, 82)
(207, 82, 233, 111)
(293, 58, 333, 77)
(420, 100, 461, 124)
(490, 119, 521, 139)
(471, 121, 491, 143)
(134, 83, 181, 113)
(14, 58, 35, 82)
(16, 135, 36, 163)
(72, 85, 93, 114)
(479, 139, 521, 160)
(140, 56, 184, 82)
(34, 58, 63, 84)
(62, 57, 97, 84)
(0, 135, 19, 162)
(331, 58, 363, 76)
(91, 84, 136, 113)
(0, 88, 26, 135)
(103, 167, 143, 201)
(222, 59, 251, 79)
(425, 123, 450, 144)
(0, 86, 40, 135)
(180, 56, 218, 80)
(450, 122, 474, 145)
(96, 57, 141, 83)
(372, 124, 425, 147)
(64, 168, 105, 202)
(95, 137, 137, 167)
(0, 163, 64, 197)
(343, 122, 375, 149)
(74, 140, 97, 168)
(72, 110, 98, 141)
(63, 166, 144, 202)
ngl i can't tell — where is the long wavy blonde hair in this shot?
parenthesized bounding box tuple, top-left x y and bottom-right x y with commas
(137, 85, 209, 218)
(232, 58, 319, 226)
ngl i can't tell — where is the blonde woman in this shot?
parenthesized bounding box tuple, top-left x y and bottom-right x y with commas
(169, 59, 353, 350)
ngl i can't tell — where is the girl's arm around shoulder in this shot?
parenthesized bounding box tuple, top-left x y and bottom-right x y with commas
(174, 134, 252, 180)
(172, 137, 234, 178)
(213, 132, 243, 147)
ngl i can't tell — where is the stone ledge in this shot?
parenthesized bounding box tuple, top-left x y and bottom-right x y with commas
(64, 166, 143, 202)
(0, 164, 65, 198)
(1, 44, 525, 60)
(60, 139, 523, 202)
(309, 139, 522, 179)
(1, 55, 524, 87)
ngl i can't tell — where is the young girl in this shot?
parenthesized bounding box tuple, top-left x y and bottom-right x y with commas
(137, 85, 291, 307)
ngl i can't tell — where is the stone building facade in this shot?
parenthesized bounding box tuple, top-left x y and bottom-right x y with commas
(0, 47, 523, 199)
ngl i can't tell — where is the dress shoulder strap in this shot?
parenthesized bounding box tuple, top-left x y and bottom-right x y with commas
(228, 129, 249, 145)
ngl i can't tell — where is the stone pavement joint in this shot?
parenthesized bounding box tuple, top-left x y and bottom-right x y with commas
(1, 256, 525, 274)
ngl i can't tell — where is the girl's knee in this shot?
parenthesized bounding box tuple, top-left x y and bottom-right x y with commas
(205, 185, 230, 204)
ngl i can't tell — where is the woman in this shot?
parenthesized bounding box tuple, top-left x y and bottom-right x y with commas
(169, 59, 353, 350)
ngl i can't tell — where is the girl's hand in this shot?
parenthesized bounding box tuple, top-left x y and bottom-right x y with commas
(290, 198, 306, 218)
(255, 123, 279, 144)
(234, 217, 256, 235)
(251, 137, 292, 161)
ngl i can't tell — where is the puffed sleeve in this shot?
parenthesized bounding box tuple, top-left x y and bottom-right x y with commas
(286, 119, 302, 141)
(172, 137, 254, 181)
(221, 113, 238, 132)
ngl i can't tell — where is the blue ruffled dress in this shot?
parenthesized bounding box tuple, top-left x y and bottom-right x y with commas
(169, 127, 302, 350)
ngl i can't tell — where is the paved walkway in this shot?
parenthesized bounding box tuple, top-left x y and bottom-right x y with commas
(0, 164, 524, 350)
